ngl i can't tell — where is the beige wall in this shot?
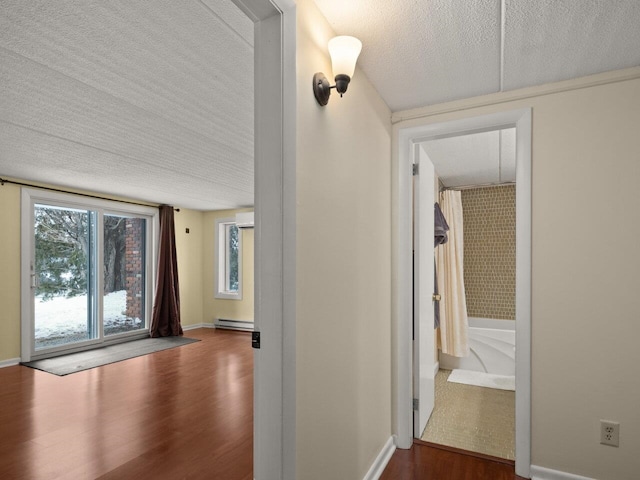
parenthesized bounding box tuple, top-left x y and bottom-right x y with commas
(0, 182, 22, 361)
(395, 73, 640, 480)
(202, 209, 254, 324)
(173, 209, 204, 328)
(0, 180, 206, 361)
(295, 0, 392, 478)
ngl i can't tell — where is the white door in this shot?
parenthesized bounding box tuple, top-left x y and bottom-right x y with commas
(413, 147, 436, 438)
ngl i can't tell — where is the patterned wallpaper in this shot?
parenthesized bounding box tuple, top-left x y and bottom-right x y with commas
(460, 185, 516, 320)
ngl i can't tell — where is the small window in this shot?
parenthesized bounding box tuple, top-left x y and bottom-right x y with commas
(215, 218, 242, 299)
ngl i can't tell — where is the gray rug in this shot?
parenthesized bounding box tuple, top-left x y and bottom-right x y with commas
(22, 336, 200, 376)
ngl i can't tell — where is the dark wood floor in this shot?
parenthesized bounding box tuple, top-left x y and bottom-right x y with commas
(1, 328, 525, 479)
(381, 441, 526, 480)
(0, 328, 253, 480)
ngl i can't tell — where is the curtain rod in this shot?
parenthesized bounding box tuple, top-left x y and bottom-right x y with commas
(0, 177, 180, 211)
(440, 181, 515, 192)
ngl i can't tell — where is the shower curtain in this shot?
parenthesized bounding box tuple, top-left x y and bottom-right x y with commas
(436, 190, 469, 357)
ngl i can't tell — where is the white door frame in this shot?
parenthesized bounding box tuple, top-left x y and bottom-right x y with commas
(392, 108, 532, 478)
(230, 0, 296, 478)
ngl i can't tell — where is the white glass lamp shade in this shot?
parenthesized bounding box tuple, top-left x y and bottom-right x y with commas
(328, 36, 362, 78)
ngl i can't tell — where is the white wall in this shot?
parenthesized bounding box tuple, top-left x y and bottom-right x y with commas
(393, 69, 640, 480)
(295, 0, 393, 478)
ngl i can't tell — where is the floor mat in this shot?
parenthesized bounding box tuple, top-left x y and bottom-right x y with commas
(422, 369, 515, 460)
(447, 368, 515, 391)
(22, 336, 200, 375)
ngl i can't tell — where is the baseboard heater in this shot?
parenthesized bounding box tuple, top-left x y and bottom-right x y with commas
(214, 318, 254, 332)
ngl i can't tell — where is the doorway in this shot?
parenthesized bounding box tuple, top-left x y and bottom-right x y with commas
(417, 129, 517, 460)
(394, 108, 532, 478)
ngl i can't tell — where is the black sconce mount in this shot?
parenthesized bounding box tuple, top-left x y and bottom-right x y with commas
(313, 72, 352, 106)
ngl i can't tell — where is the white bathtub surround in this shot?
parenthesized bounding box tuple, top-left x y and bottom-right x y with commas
(448, 369, 515, 391)
(440, 318, 515, 376)
(436, 190, 469, 357)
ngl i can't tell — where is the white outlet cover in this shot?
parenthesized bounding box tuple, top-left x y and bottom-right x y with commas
(600, 420, 620, 447)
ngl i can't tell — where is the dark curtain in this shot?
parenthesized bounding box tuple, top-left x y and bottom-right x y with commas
(150, 205, 183, 337)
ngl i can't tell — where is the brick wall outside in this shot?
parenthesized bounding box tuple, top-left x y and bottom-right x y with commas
(125, 218, 145, 321)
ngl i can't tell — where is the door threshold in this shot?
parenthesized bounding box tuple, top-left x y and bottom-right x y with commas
(413, 439, 515, 466)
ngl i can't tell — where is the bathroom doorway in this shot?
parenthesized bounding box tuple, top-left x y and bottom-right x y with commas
(395, 108, 531, 478)
(417, 131, 518, 459)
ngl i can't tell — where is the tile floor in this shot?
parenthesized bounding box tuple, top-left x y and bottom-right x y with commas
(421, 369, 515, 460)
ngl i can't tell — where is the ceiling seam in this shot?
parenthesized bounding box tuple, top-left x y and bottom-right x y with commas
(0, 119, 252, 193)
(197, 0, 254, 49)
(0, 46, 252, 156)
(499, 0, 506, 92)
(0, 119, 145, 162)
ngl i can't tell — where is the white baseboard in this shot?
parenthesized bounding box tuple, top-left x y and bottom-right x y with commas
(182, 323, 203, 331)
(184, 322, 253, 332)
(182, 323, 215, 331)
(531, 465, 595, 480)
(362, 436, 396, 480)
(0, 358, 20, 368)
(433, 361, 440, 377)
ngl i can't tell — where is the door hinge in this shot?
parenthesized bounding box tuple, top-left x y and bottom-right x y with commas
(252, 331, 261, 349)
(412, 163, 419, 176)
(413, 398, 419, 410)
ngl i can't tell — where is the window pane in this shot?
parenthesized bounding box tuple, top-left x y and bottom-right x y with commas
(34, 204, 95, 349)
(104, 215, 146, 336)
(215, 219, 241, 299)
(228, 224, 239, 292)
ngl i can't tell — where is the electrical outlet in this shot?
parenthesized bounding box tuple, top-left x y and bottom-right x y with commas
(600, 420, 620, 447)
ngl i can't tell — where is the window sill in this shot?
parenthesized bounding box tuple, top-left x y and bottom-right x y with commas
(215, 291, 243, 301)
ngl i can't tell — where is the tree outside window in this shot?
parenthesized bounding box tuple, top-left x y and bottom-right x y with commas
(216, 218, 242, 300)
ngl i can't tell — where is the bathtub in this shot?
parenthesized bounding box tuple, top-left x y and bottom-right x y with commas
(439, 318, 515, 376)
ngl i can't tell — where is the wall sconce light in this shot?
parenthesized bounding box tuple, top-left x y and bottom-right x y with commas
(313, 36, 362, 106)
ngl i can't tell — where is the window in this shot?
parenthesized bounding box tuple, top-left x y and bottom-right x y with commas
(21, 188, 157, 361)
(215, 218, 242, 299)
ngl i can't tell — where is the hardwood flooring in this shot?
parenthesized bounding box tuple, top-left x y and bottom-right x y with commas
(0, 328, 253, 480)
(1, 328, 525, 479)
(381, 440, 526, 480)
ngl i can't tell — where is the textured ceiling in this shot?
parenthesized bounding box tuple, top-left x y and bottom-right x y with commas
(315, 0, 640, 112)
(2, 1, 640, 209)
(315, 0, 640, 187)
(421, 129, 515, 188)
(0, 0, 254, 210)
